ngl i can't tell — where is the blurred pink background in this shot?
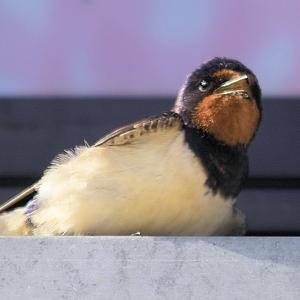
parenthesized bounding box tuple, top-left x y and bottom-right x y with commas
(0, 0, 299, 96)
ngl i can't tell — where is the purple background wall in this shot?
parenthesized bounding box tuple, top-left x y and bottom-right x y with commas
(0, 0, 299, 96)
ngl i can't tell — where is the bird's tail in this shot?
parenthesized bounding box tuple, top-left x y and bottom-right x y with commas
(0, 208, 32, 235)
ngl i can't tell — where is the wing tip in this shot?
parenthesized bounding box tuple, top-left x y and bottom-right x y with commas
(0, 184, 37, 213)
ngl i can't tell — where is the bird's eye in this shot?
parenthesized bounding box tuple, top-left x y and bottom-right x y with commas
(198, 80, 209, 92)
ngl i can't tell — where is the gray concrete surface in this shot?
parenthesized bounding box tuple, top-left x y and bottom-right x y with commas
(0, 237, 299, 299)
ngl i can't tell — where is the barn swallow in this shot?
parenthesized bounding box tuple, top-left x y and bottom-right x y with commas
(0, 57, 262, 236)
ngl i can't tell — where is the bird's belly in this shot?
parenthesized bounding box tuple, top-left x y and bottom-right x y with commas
(33, 132, 234, 235)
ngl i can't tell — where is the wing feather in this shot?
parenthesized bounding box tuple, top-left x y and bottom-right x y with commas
(0, 183, 38, 213)
(94, 112, 182, 147)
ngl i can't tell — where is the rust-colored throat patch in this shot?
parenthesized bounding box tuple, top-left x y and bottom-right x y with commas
(192, 93, 260, 146)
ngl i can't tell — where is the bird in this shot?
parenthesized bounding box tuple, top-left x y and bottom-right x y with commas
(0, 57, 262, 236)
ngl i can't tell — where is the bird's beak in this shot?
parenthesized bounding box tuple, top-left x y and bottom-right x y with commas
(214, 74, 250, 98)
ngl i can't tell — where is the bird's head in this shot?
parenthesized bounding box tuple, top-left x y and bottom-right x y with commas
(173, 57, 262, 146)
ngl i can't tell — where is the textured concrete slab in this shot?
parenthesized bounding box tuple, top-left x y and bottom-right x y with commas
(0, 237, 299, 299)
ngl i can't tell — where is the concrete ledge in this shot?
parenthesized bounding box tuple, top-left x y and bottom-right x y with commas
(0, 237, 299, 299)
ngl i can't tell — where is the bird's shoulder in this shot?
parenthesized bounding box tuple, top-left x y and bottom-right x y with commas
(93, 112, 183, 147)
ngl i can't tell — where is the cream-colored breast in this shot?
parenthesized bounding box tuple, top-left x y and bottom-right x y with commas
(32, 128, 236, 235)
